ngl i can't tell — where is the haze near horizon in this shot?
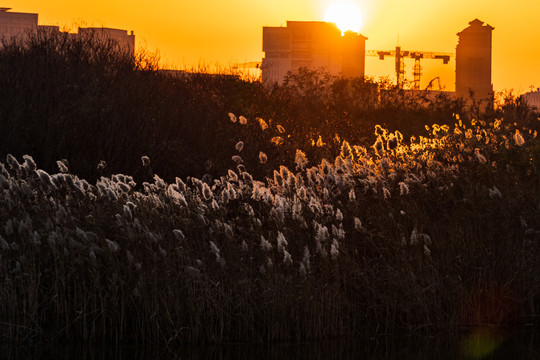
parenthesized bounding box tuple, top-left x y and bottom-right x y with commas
(11, 0, 540, 93)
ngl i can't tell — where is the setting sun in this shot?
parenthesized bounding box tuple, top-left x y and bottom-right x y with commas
(324, 1, 363, 33)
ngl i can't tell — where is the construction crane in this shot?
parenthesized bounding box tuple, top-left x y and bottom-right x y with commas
(366, 47, 453, 89)
(425, 77, 442, 91)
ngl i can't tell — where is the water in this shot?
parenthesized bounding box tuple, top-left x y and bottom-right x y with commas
(4, 328, 539, 359)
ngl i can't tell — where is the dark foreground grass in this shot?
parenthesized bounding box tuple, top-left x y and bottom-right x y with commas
(0, 116, 539, 345)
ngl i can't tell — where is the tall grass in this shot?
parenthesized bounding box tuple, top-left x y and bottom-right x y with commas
(0, 113, 538, 344)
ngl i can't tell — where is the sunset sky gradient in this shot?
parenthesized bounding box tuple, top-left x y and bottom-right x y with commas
(12, 0, 540, 93)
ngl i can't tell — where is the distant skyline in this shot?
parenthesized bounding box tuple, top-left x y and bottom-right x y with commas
(9, 0, 540, 93)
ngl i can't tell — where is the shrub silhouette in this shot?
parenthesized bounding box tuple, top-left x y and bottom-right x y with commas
(5, 29, 532, 184)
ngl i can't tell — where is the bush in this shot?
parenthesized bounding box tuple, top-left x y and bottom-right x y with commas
(6, 29, 532, 185)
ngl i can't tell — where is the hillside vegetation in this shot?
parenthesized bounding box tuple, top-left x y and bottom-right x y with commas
(0, 29, 539, 344)
(2, 27, 537, 183)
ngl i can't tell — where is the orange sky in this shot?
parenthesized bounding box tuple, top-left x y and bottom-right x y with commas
(11, 0, 540, 93)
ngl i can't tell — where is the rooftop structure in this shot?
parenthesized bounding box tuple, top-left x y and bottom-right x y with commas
(262, 21, 367, 84)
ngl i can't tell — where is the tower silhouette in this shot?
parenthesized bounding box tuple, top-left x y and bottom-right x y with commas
(456, 19, 494, 107)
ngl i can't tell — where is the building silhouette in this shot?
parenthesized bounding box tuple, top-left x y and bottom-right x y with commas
(78, 27, 135, 56)
(456, 19, 494, 106)
(4, 8, 498, 104)
(0, 8, 135, 56)
(262, 18, 496, 101)
(521, 88, 540, 110)
(0, 7, 37, 41)
(262, 21, 367, 84)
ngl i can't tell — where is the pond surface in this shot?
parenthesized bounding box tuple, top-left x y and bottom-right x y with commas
(4, 327, 539, 359)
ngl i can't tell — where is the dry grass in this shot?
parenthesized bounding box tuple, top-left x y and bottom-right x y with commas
(0, 115, 538, 345)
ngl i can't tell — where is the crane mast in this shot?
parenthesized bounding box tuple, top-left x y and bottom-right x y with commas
(366, 47, 453, 89)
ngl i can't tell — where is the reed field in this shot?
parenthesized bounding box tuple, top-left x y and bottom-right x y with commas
(0, 29, 539, 345)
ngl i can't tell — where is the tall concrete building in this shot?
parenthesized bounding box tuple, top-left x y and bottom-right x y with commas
(456, 19, 494, 105)
(0, 8, 37, 43)
(262, 21, 367, 84)
(341, 30, 368, 78)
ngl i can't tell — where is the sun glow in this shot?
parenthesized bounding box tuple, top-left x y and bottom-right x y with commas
(324, 1, 363, 33)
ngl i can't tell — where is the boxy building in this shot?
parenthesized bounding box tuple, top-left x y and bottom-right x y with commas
(78, 27, 135, 57)
(262, 21, 367, 84)
(521, 89, 540, 110)
(0, 7, 37, 43)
